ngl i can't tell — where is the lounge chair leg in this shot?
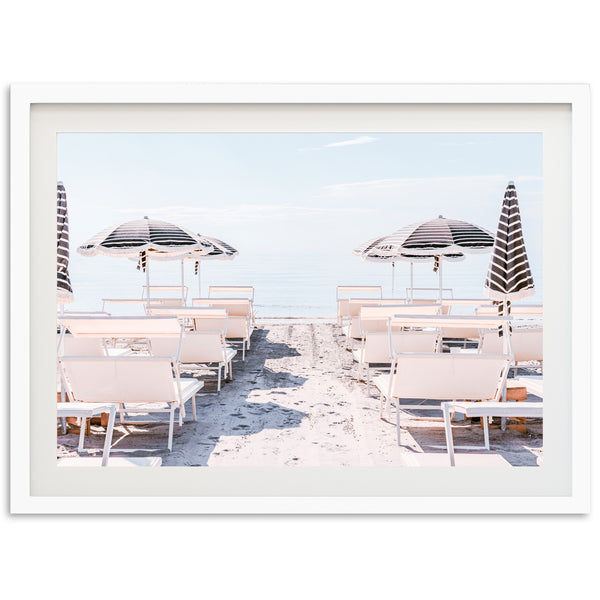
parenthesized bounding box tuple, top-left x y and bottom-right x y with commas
(386, 396, 392, 421)
(366, 368, 371, 396)
(192, 392, 197, 421)
(218, 367, 222, 392)
(442, 403, 456, 466)
(396, 398, 401, 446)
(168, 406, 175, 451)
(78, 417, 87, 453)
(483, 412, 490, 451)
(228, 361, 233, 381)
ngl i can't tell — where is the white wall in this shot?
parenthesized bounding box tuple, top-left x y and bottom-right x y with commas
(2, 2, 597, 598)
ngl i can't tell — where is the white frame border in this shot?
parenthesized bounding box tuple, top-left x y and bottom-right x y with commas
(10, 84, 591, 514)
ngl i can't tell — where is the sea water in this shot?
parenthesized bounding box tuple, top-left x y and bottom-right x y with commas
(63, 248, 543, 317)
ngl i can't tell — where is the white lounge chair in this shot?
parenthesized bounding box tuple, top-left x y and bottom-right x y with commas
(342, 299, 416, 345)
(59, 356, 204, 451)
(442, 400, 543, 466)
(56, 402, 117, 466)
(373, 352, 512, 446)
(149, 329, 236, 392)
(208, 286, 255, 324)
(479, 327, 543, 373)
(353, 329, 440, 395)
(192, 298, 253, 359)
(372, 315, 513, 445)
(336, 286, 382, 325)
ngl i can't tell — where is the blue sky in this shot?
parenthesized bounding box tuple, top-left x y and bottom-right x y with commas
(58, 133, 543, 314)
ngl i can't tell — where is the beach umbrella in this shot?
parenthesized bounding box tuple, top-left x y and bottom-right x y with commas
(484, 181, 535, 316)
(139, 234, 238, 298)
(78, 216, 213, 307)
(354, 216, 495, 300)
(56, 181, 74, 306)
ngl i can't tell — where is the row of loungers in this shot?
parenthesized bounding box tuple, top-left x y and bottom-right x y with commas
(336, 287, 544, 464)
(57, 291, 255, 464)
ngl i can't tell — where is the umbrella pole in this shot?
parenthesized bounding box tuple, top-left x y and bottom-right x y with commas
(198, 262, 202, 298)
(181, 259, 185, 305)
(391, 262, 395, 298)
(410, 262, 414, 303)
(146, 260, 150, 310)
(438, 256, 443, 303)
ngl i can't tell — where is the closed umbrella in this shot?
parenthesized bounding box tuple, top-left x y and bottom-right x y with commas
(78, 216, 213, 307)
(354, 216, 495, 300)
(484, 180, 535, 315)
(56, 181, 74, 305)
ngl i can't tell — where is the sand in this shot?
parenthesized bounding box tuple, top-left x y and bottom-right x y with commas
(57, 320, 543, 466)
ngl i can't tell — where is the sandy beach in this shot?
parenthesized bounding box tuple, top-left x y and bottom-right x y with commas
(57, 320, 543, 466)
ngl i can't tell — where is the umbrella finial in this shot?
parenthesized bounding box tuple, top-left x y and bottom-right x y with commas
(508, 180, 515, 186)
(438, 214, 444, 219)
(144, 215, 149, 219)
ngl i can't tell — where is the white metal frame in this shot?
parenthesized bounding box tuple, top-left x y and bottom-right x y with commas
(56, 402, 117, 467)
(11, 83, 590, 514)
(442, 401, 544, 466)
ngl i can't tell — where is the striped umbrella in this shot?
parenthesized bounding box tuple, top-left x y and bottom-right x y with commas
(484, 181, 535, 310)
(56, 181, 74, 305)
(354, 216, 494, 300)
(139, 234, 238, 297)
(78, 216, 213, 306)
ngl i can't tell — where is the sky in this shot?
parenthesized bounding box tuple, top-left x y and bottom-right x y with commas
(58, 132, 543, 316)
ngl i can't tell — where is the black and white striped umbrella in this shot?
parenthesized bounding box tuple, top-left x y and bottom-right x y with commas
(484, 181, 535, 304)
(139, 234, 239, 297)
(78, 217, 213, 305)
(354, 216, 494, 299)
(56, 181, 74, 304)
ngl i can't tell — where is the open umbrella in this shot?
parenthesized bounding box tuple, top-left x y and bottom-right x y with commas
(354, 216, 495, 301)
(484, 181, 535, 315)
(147, 234, 238, 297)
(56, 181, 74, 306)
(78, 216, 213, 307)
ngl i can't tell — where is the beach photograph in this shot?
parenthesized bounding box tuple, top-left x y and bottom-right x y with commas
(56, 132, 543, 468)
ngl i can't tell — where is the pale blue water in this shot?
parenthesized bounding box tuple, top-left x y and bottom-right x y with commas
(65, 249, 543, 317)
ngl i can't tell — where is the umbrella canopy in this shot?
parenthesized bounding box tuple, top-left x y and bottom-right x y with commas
(484, 181, 535, 303)
(354, 216, 494, 299)
(137, 234, 238, 297)
(78, 217, 213, 306)
(56, 181, 74, 304)
(355, 215, 494, 258)
(78, 216, 212, 259)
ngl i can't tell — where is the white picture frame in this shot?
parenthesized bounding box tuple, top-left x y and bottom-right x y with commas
(10, 83, 591, 514)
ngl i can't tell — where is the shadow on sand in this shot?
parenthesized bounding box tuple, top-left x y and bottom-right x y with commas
(61, 328, 309, 465)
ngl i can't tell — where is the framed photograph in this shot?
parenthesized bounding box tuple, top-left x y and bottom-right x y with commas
(10, 83, 590, 514)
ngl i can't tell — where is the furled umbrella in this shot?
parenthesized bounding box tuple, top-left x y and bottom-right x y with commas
(354, 216, 495, 301)
(78, 216, 213, 307)
(484, 181, 535, 316)
(56, 181, 74, 306)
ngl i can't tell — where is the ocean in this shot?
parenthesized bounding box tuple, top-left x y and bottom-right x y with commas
(63, 248, 543, 317)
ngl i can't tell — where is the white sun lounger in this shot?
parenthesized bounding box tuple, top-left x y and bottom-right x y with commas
(353, 329, 440, 395)
(336, 286, 382, 325)
(372, 315, 513, 444)
(442, 400, 543, 466)
(59, 356, 204, 451)
(149, 329, 236, 392)
(479, 328, 543, 373)
(192, 298, 253, 359)
(56, 402, 117, 466)
(208, 287, 255, 324)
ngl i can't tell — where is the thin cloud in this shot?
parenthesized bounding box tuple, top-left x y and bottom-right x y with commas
(324, 136, 378, 148)
(298, 135, 378, 152)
